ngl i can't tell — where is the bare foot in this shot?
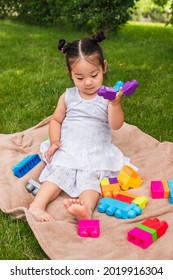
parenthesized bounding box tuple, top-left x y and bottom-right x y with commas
(28, 206, 54, 222)
(63, 198, 91, 220)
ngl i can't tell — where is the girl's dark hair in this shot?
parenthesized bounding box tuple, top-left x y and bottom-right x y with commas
(58, 31, 106, 73)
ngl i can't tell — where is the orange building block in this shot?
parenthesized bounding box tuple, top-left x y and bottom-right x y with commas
(162, 180, 170, 198)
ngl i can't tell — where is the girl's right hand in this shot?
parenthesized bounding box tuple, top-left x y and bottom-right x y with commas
(45, 141, 61, 163)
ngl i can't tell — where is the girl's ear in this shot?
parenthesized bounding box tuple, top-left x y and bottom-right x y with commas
(103, 60, 107, 74)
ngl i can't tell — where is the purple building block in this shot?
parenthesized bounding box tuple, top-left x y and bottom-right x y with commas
(128, 227, 153, 249)
(97, 86, 117, 100)
(109, 177, 118, 184)
(78, 220, 100, 238)
(122, 80, 139, 97)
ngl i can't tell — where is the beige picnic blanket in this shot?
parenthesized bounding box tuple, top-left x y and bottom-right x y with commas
(0, 116, 173, 260)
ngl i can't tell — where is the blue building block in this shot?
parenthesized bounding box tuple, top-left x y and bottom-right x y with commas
(113, 80, 124, 92)
(168, 180, 173, 204)
(12, 154, 41, 178)
(97, 197, 142, 219)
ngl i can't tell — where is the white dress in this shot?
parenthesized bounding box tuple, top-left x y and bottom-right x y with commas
(39, 87, 131, 197)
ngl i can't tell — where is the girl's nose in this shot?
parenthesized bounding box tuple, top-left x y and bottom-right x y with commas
(85, 79, 92, 86)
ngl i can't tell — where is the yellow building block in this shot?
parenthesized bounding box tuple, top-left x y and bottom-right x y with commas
(132, 196, 148, 209)
(118, 165, 143, 191)
(118, 190, 137, 199)
(100, 178, 109, 186)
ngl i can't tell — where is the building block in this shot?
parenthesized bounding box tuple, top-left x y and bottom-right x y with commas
(25, 179, 41, 196)
(12, 154, 41, 178)
(128, 218, 168, 249)
(128, 227, 153, 249)
(97, 80, 139, 100)
(114, 193, 135, 204)
(97, 197, 142, 219)
(150, 180, 173, 204)
(122, 80, 139, 97)
(132, 196, 148, 209)
(162, 180, 170, 198)
(137, 224, 157, 242)
(168, 180, 173, 204)
(100, 177, 120, 198)
(142, 218, 168, 238)
(78, 220, 100, 238)
(118, 165, 143, 191)
(151, 181, 164, 198)
(113, 80, 124, 91)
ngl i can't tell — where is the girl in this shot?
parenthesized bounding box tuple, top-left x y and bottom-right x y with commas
(29, 31, 130, 222)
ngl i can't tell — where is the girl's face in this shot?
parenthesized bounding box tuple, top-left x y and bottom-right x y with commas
(71, 56, 107, 99)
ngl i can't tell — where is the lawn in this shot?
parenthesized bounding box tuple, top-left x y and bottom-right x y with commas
(0, 19, 173, 259)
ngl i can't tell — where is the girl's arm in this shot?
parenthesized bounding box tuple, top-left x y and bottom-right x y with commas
(108, 88, 124, 130)
(45, 93, 66, 162)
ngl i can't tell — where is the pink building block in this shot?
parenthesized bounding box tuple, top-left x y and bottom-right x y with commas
(151, 181, 164, 198)
(128, 227, 153, 249)
(78, 220, 100, 238)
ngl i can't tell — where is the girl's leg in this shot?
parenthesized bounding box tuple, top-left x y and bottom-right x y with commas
(63, 189, 100, 220)
(29, 180, 62, 222)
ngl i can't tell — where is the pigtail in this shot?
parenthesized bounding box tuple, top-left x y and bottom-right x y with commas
(58, 39, 70, 53)
(92, 31, 106, 44)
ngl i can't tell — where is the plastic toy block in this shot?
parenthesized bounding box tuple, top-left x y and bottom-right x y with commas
(151, 181, 164, 198)
(128, 218, 168, 248)
(132, 196, 148, 209)
(101, 184, 120, 198)
(98, 86, 117, 100)
(142, 218, 168, 238)
(114, 193, 135, 204)
(128, 227, 153, 249)
(122, 80, 139, 97)
(109, 177, 118, 184)
(98, 80, 139, 101)
(113, 80, 124, 91)
(78, 220, 100, 238)
(162, 180, 170, 198)
(25, 179, 41, 196)
(118, 190, 137, 199)
(137, 224, 157, 242)
(118, 165, 143, 191)
(168, 180, 173, 204)
(100, 177, 120, 198)
(97, 197, 142, 219)
(100, 178, 109, 186)
(12, 154, 41, 178)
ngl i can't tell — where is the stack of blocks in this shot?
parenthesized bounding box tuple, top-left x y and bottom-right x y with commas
(97, 165, 147, 219)
(151, 180, 173, 204)
(128, 218, 168, 249)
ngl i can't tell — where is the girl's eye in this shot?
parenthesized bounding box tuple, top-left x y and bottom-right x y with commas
(92, 74, 98, 78)
(76, 77, 83, 80)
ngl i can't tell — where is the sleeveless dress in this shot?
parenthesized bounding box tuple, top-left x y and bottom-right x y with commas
(39, 87, 132, 197)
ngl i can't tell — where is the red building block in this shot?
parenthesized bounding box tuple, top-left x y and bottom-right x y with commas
(142, 218, 168, 238)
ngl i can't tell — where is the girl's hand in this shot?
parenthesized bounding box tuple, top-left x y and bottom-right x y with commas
(45, 141, 61, 163)
(109, 87, 124, 106)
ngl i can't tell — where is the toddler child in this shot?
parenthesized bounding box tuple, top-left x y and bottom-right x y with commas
(29, 31, 131, 222)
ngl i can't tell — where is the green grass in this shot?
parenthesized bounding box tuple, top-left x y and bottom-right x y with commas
(0, 19, 173, 259)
